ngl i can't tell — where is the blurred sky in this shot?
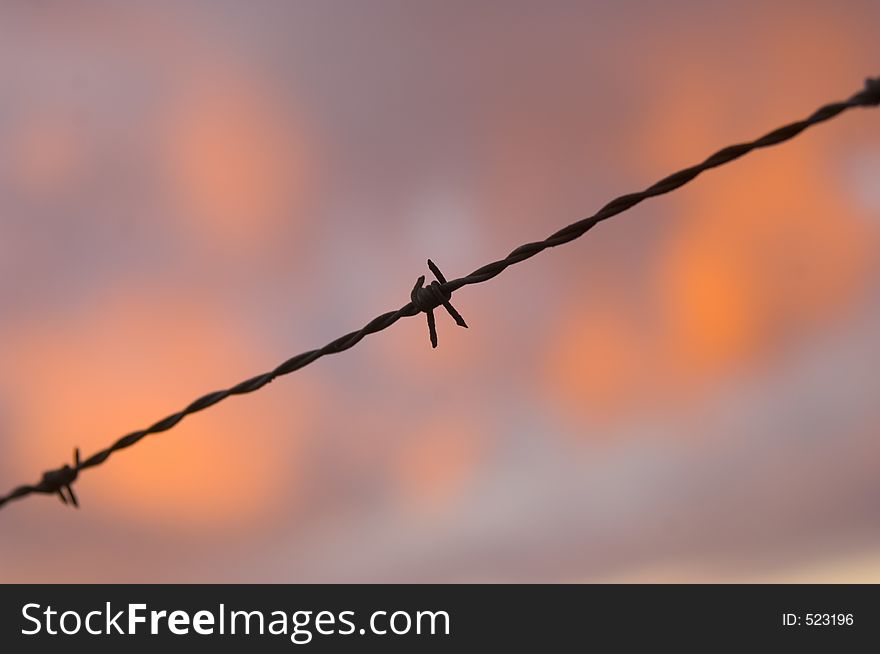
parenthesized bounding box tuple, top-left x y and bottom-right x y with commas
(1, 0, 879, 582)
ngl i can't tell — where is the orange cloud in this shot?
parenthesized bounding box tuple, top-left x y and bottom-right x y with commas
(655, 150, 870, 380)
(161, 74, 312, 253)
(543, 297, 652, 425)
(2, 287, 313, 533)
(394, 418, 487, 513)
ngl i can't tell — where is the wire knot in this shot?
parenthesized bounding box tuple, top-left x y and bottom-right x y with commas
(37, 448, 81, 507)
(411, 259, 468, 348)
(862, 77, 880, 106)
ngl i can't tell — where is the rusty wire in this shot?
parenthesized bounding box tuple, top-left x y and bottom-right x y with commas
(1, 77, 878, 511)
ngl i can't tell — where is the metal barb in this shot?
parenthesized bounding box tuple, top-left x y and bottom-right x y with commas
(411, 260, 468, 348)
(861, 77, 880, 106)
(0, 77, 877, 511)
(39, 448, 81, 509)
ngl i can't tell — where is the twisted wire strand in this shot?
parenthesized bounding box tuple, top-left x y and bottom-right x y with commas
(1, 77, 877, 511)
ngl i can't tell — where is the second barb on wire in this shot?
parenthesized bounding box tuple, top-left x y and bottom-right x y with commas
(411, 259, 468, 348)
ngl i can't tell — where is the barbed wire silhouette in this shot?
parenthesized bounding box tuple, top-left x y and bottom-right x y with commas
(1, 77, 878, 511)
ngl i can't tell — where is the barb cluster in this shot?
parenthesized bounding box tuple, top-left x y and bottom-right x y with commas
(1, 77, 877, 512)
(411, 259, 468, 348)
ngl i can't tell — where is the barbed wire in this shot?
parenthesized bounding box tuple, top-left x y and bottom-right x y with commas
(1, 77, 878, 511)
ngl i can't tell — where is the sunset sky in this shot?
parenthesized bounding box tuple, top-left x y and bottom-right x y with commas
(1, 0, 879, 582)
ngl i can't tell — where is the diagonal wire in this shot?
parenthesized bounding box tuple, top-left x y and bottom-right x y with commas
(1, 77, 878, 511)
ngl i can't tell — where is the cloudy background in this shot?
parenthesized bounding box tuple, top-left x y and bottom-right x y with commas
(1, 0, 879, 582)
